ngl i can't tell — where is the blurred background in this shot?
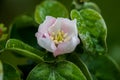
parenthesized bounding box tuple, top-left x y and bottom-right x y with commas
(0, 0, 120, 66)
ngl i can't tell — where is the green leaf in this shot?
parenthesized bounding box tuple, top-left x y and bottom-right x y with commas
(80, 54, 120, 80)
(9, 15, 40, 49)
(27, 61, 87, 80)
(34, 0, 69, 24)
(3, 63, 21, 80)
(0, 41, 6, 50)
(5, 39, 44, 62)
(0, 60, 21, 80)
(67, 53, 93, 80)
(4, 63, 21, 80)
(0, 50, 29, 66)
(0, 60, 3, 80)
(71, 9, 107, 54)
(82, 2, 101, 13)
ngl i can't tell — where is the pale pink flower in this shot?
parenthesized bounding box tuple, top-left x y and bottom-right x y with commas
(35, 16, 80, 57)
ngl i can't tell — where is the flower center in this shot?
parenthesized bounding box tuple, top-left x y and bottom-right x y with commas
(50, 30, 69, 44)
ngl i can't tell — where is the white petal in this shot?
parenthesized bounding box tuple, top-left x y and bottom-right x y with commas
(36, 16, 57, 52)
(61, 19, 78, 36)
(37, 36, 56, 52)
(48, 18, 62, 34)
(38, 16, 56, 33)
(53, 36, 80, 57)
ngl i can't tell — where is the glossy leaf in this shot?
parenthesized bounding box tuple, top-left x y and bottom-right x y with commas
(0, 60, 3, 80)
(80, 54, 120, 80)
(0, 50, 29, 66)
(0, 41, 6, 50)
(72, 0, 100, 12)
(82, 2, 101, 13)
(27, 61, 87, 80)
(34, 0, 69, 24)
(3, 63, 21, 80)
(5, 39, 44, 62)
(67, 53, 93, 80)
(0, 61, 21, 80)
(0, 51, 38, 80)
(71, 9, 107, 54)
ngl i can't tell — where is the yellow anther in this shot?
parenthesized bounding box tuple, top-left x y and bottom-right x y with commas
(63, 33, 67, 38)
(59, 41, 63, 43)
(51, 32, 55, 36)
(64, 37, 70, 42)
(50, 30, 69, 44)
(55, 35, 58, 40)
(54, 40, 59, 44)
(50, 36, 54, 40)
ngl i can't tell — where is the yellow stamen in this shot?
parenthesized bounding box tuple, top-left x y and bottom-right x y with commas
(59, 41, 62, 43)
(63, 33, 67, 38)
(64, 37, 70, 42)
(54, 40, 59, 44)
(50, 36, 54, 40)
(50, 30, 70, 45)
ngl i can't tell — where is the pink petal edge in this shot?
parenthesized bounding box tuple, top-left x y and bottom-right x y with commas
(53, 36, 80, 57)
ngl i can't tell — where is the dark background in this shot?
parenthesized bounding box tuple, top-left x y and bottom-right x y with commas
(0, 0, 120, 66)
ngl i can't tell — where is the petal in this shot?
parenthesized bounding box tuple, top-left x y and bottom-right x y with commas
(38, 16, 56, 33)
(53, 36, 80, 57)
(35, 32, 49, 40)
(61, 19, 78, 36)
(35, 16, 57, 52)
(37, 36, 56, 52)
(48, 18, 62, 34)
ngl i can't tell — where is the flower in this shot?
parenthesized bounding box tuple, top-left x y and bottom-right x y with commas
(35, 16, 80, 57)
